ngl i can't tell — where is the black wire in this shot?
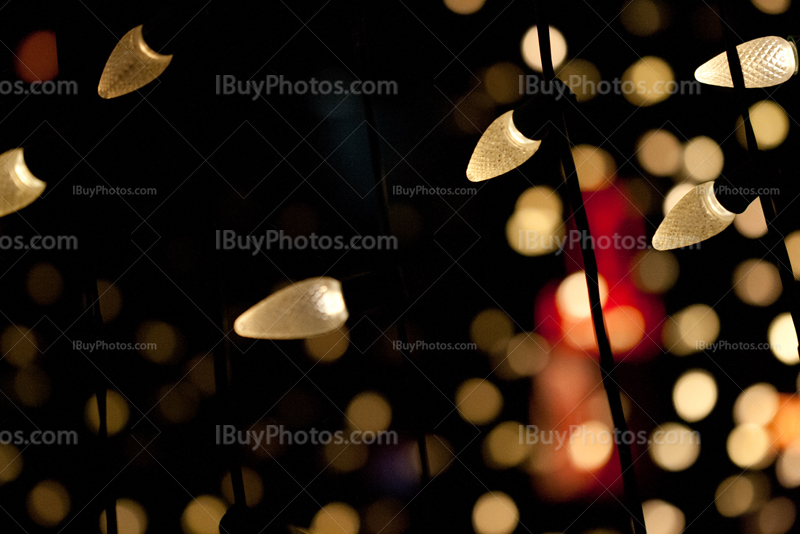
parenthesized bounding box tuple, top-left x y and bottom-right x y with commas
(534, 3, 646, 534)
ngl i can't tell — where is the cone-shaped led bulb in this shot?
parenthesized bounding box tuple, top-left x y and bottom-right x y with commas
(652, 181, 735, 251)
(695, 36, 799, 88)
(98, 25, 173, 99)
(234, 277, 349, 339)
(466, 111, 542, 182)
(0, 148, 46, 217)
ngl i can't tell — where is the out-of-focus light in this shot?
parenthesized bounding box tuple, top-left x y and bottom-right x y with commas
(85, 390, 130, 436)
(456, 378, 503, 425)
(695, 36, 798, 88)
(632, 250, 679, 294)
(653, 181, 734, 250)
(221, 468, 264, 507)
(505, 333, 549, 376)
(727, 424, 775, 468)
(649, 422, 700, 471)
(786, 231, 800, 280)
(636, 129, 682, 176)
(158, 383, 199, 424)
(100, 499, 148, 534)
(715, 474, 765, 517)
(466, 111, 542, 182)
(0, 148, 46, 217)
(567, 420, 614, 471)
(733, 259, 782, 307)
(484, 421, 530, 469)
(136, 320, 181, 364)
(1, 325, 39, 368)
(186, 354, 215, 396)
(311, 502, 360, 534)
(556, 272, 609, 320)
(98, 25, 173, 99)
(0, 444, 23, 484)
(470, 309, 514, 353)
(472, 492, 519, 534)
(15, 31, 59, 83)
(734, 383, 780, 426)
(521, 26, 567, 72)
(235, 277, 349, 339)
(364, 499, 408, 534)
(14, 366, 51, 407)
(776, 440, 800, 487)
(444, 0, 486, 15)
(662, 304, 720, 356)
(606, 306, 646, 352)
(324, 440, 368, 473)
(642, 499, 685, 534)
(181, 496, 227, 534)
(484, 62, 524, 105)
(770, 395, 800, 448)
(622, 56, 674, 106)
(515, 185, 563, 215)
(621, 0, 669, 37)
(769, 313, 799, 364)
(346, 391, 392, 433)
(758, 497, 796, 534)
(304, 326, 350, 363)
(556, 59, 601, 102)
(572, 145, 616, 191)
(735, 197, 768, 239)
(751, 0, 791, 14)
(682, 137, 724, 182)
(411, 435, 454, 476)
(672, 369, 717, 422)
(736, 100, 790, 150)
(662, 183, 694, 217)
(506, 207, 565, 257)
(27, 480, 70, 527)
(26, 262, 63, 306)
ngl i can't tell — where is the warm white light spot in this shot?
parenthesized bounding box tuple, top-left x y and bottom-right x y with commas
(556, 272, 609, 320)
(515, 185, 562, 215)
(521, 26, 567, 72)
(221, 467, 264, 507)
(632, 250, 679, 294)
(673, 369, 717, 422)
(181, 495, 227, 534)
(572, 145, 616, 191)
(751, 0, 791, 14)
(444, 0, 486, 15)
(26, 262, 63, 306)
(733, 259, 782, 307)
(484, 421, 530, 468)
(736, 100, 790, 150)
(311, 502, 360, 534)
(734, 383, 780, 426)
(622, 56, 674, 106)
(484, 62, 524, 105)
(787, 231, 800, 280)
(85, 390, 130, 436)
(727, 424, 774, 468)
(0, 443, 22, 484)
(556, 59, 602, 102)
(769, 313, 799, 365)
(27, 480, 70, 527)
(777, 440, 800, 488)
(567, 420, 614, 471)
(470, 309, 514, 353)
(506, 208, 565, 257)
(505, 333, 549, 376)
(456, 379, 503, 425)
(346, 391, 392, 433)
(472, 492, 519, 534)
(735, 197, 768, 239)
(715, 475, 758, 517)
(304, 326, 350, 363)
(100, 499, 148, 534)
(642, 499, 685, 534)
(649, 422, 700, 471)
(606, 306, 646, 352)
(683, 136, 724, 182)
(636, 129, 683, 176)
(621, 0, 667, 37)
(662, 304, 720, 356)
(759, 497, 796, 534)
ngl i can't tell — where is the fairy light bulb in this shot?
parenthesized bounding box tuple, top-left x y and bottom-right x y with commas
(652, 181, 735, 251)
(98, 25, 173, 99)
(466, 111, 542, 182)
(234, 277, 349, 339)
(695, 36, 799, 88)
(0, 148, 46, 217)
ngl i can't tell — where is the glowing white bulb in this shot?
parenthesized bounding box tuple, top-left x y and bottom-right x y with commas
(652, 181, 735, 251)
(234, 277, 349, 339)
(695, 36, 798, 88)
(0, 148, 46, 217)
(98, 25, 173, 99)
(466, 111, 541, 182)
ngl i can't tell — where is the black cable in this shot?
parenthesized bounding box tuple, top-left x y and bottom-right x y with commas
(534, 3, 646, 534)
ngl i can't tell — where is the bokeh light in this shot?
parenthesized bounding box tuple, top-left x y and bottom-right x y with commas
(642, 499, 685, 534)
(622, 56, 674, 106)
(751, 0, 791, 14)
(100, 499, 148, 534)
(515, 185, 563, 215)
(484, 421, 530, 468)
(621, 0, 669, 36)
(472, 492, 519, 534)
(181, 495, 227, 534)
(606, 305, 646, 352)
(727, 424, 775, 468)
(715, 473, 767, 517)
(304, 326, 350, 363)
(636, 129, 682, 176)
(444, 0, 486, 15)
(14, 365, 51, 407)
(311, 502, 360, 534)
(97, 279, 123, 323)
(470, 309, 514, 353)
(672, 369, 717, 422)
(456, 378, 503, 425)
(556, 59, 601, 102)
(732, 259, 782, 307)
(632, 250, 679, 294)
(682, 136, 723, 182)
(27, 480, 70, 527)
(1, 325, 39, 368)
(85, 390, 130, 436)
(505, 333, 550, 376)
(662, 304, 720, 356)
(26, 262, 63, 305)
(556, 272, 609, 320)
(15, 31, 58, 83)
(649, 422, 700, 471)
(346, 391, 392, 432)
(506, 208, 565, 257)
(736, 100, 790, 150)
(758, 497, 796, 534)
(0, 444, 23, 484)
(484, 62, 524, 105)
(221, 468, 264, 507)
(324, 441, 368, 473)
(572, 145, 616, 191)
(768, 313, 799, 365)
(734, 198, 768, 239)
(786, 231, 800, 280)
(521, 26, 567, 71)
(136, 320, 182, 364)
(777, 440, 800, 488)
(567, 420, 614, 470)
(734, 383, 779, 426)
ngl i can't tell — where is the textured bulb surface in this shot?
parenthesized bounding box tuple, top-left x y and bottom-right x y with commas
(234, 277, 349, 339)
(98, 25, 173, 99)
(0, 148, 46, 217)
(694, 36, 798, 88)
(466, 111, 541, 182)
(652, 181, 734, 250)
